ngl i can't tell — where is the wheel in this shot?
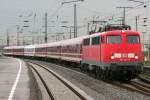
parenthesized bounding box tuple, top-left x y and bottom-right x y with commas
(80, 64, 84, 72)
(81, 64, 88, 73)
(102, 70, 107, 81)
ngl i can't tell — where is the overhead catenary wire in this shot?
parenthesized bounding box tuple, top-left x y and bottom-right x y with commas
(49, 5, 64, 20)
(77, 5, 110, 15)
(70, 1, 150, 26)
(101, 0, 150, 22)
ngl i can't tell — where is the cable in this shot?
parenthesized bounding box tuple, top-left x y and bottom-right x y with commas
(101, 0, 150, 22)
(55, 0, 62, 3)
(77, 5, 108, 15)
(49, 5, 63, 20)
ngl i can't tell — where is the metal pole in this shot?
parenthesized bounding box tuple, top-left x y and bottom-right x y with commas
(135, 16, 138, 31)
(45, 13, 48, 43)
(7, 30, 9, 46)
(69, 27, 72, 39)
(32, 36, 34, 44)
(23, 36, 25, 45)
(32, 14, 36, 44)
(116, 7, 133, 25)
(87, 22, 90, 35)
(123, 7, 125, 25)
(74, 4, 77, 38)
(61, 0, 84, 38)
(17, 26, 19, 46)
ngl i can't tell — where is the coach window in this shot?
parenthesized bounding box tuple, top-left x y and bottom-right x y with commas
(127, 35, 140, 44)
(92, 36, 100, 45)
(107, 35, 121, 44)
(83, 38, 90, 46)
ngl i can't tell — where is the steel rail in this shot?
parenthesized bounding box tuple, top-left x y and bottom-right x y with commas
(138, 75, 150, 84)
(130, 81, 150, 94)
(144, 67, 150, 72)
(27, 61, 92, 100)
(112, 80, 150, 96)
(28, 62, 57, 100)
(132, 80, 150, 89)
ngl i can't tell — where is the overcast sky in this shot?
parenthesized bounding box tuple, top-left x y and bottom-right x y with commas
(0, 0, 149, 43)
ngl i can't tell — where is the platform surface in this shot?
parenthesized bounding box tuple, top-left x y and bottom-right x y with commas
(0, 57, 30, 100)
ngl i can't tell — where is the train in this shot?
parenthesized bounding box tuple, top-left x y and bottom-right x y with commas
(3, 30, 143, 81)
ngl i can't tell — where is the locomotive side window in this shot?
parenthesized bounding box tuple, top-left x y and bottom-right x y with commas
(127, 35, 140, 44)
(92, 36, 100, 45)
(83, 38, 90, 46)
(107, 35, 121, 44)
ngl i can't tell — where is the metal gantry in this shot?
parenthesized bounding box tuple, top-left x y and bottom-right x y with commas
(116, 7, 133, 25)
(61, 0, 84, 38)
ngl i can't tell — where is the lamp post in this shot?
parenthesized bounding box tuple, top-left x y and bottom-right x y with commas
(6, 29, 10, 46)
(61, 0, 84, 38)
(16, 25, 20, 46)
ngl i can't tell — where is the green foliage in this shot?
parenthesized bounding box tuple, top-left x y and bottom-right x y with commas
(142, 51, 148, 56)
(144, 61, 150, 66)
(142, 51, 149, 65)
(140, 72, 150, 79)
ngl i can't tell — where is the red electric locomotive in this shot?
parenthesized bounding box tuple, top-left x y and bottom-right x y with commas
(81, 30, 143, 81)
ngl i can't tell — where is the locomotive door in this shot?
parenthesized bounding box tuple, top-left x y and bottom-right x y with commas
(91, 36, 101, 62)
(100, 36, 105, 62)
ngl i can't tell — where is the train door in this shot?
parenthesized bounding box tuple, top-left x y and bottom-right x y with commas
(82, 37, 90, 61)
(91, 36, 101, 62)
(100, 35, 105, 62)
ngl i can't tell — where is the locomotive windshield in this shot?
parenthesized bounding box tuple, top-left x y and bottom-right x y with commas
(107, 35, 121, 44)
(127, 35, 140, 44)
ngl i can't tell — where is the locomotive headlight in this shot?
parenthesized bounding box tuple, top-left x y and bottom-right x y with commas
(135, 56, 138, 59)
(111, 55, 115, 59)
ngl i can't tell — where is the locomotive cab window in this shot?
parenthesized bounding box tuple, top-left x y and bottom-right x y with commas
(92, 36, 100, 45)
(127, 35, 140, 44)
(107, 35, 121, 44)
(83, 38, 90, 46)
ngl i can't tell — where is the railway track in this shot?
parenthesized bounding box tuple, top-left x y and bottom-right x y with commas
(138, 75, 150, 84)
(27, 59, 150, 97)
(138, 66, 150, 84)
(144, 66, 150, 72)
(112, 79, 150, 96)
(27, 61, 93, 100)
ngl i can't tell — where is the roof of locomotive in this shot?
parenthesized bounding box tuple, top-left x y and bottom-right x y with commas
(88, 30, 139, 37)
(105, 30, 139, 35)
